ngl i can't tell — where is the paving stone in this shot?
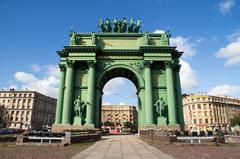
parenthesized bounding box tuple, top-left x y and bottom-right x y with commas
(71, 135, 174, 159)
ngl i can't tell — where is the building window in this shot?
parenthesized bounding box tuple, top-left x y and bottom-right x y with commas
(19, 94, 22, 97)
(199, 119, 202, 124)
(197, 104, 201, 109)
(198, 111, 202, 117)
(204, 111, 208, 117)
(209, 104, 212, 109)
(197, 98, 200, 102)
(192, 105, 195, 110)
(29, 94, 32, 97)
(205, 119, 208, 123)
(203, 104, 207, 109)
(193, 119, 197, 124)
(24, 94, 27, 97)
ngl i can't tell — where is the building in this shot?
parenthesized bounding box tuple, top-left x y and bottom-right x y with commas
(101, 103, 138, 126)
(0, 89, 56, 130)
(183, 94, 240, 132)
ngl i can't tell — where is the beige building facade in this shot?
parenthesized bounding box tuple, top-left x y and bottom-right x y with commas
(0, 89, 56, 130)
(183, 94, 240, 132)
(101, 104, 137, 126)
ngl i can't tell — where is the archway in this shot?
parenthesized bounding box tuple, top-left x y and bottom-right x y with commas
(94, 66, 143, 128)
(53, 30, 184, 132)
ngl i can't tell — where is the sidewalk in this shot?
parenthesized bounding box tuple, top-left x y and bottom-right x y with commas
(71, 135, 174, 159)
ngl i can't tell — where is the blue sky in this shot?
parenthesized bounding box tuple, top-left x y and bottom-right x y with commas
(0, 0, 240, 105)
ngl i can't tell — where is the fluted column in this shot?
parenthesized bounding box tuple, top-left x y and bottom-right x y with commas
(175, 64, 184, 126)
(165, 61, 177, 125)
(54, 64, 66, 124)
(62, 61, 74, 124)
(144, 61, 154, 124)
(86, 61, 96, 125)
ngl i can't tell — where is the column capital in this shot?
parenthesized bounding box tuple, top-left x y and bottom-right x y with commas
(174, 64, 181, 72)
(87, 60, 96, 68)
(165, 61, 174, 68)
(66, 60, 75, 67)
(59, 64, 66, 71)
(143, 61, 153, 68)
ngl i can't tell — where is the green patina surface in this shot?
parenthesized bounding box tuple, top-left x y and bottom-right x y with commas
(54, 20, 184, 129)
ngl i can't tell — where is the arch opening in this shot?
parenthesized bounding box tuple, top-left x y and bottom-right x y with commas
(96, 67, 140, 132)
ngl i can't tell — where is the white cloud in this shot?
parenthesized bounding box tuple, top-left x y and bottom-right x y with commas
(218, 0, 235, 15)
(31, 64, 42, 72)
(179, 60, 198, 90)
(154, 29, 197, 59)
(216, 32, 240, 66)
(154, 29, 199, 91)
(170, 36, 196, 58)
(11, 64, 59, 98)
(154, 29, 165, 34)
(208, 84, 240, 96)
(103, 78, 125, 96)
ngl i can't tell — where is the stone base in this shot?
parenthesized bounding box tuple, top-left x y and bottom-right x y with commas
(157, 117, 167, 126)
(140, 124, 181, 131)
(140, 124, 157, 130)
(156, 125, 181, 131)
(52, 124, 95, 133)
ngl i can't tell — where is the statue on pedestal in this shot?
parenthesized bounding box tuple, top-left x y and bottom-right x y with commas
(154, 98, 167, 125)
(98, 19, 107, 32)
(154, 98, 167, 117)
(91, 33, 96, 45)
(113, 18, 118, 32)
(162, 30, 171, 46)
(134, 20, 142, 33)
(128, 18, 135, 33)
(70, 30, 77, 45)
(105, 19, 112, 32)
(142, 33, 149, 45)
(74, 96, 87, 125)
(121, 17, 127, 33)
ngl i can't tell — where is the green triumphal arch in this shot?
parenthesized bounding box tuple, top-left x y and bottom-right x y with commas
(53, 19, 184, 132)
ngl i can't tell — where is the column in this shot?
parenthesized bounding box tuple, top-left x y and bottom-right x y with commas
(54, 64, 66, 124)
(165, 61, 177, 125)
(62, 61, 74, 124)
(86, 61, 96, 125)
(144, 61, 154, 124)
(175, 64, 184, 126)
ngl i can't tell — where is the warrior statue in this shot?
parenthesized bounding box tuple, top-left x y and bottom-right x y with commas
(117, 19, 122, 33)
(142, 33, 149, 45)
(98, 19, 107, 32)
(128, 18, 135, 32)
(154, 98, 167, 117)
(105, 18, 112, 32)
(113, 18, 118, 32)
(162, 30, 171, 45)
(91, 33, 96, 45)
(121, 17, 127, 33)
(70, 30, 77, 45)
(134, 20, 142, 33)
(74, 96, 87, 124)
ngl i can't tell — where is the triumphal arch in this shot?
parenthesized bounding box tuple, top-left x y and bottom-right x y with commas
(53, 18, 184, 132)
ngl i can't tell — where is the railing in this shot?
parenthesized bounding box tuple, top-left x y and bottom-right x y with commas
(177, 136, 214, 144)
(28, 136, 64, 144)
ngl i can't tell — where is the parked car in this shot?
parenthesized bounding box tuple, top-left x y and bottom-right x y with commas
(0, 128, 15, 134)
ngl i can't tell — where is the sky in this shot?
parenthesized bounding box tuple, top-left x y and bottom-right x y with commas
(0, 0, 240, 105)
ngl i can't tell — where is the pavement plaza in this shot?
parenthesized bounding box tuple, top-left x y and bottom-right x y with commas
(71, 135, 174, 159)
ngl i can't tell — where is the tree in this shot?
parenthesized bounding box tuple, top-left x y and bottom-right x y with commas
(123, 121, 132, 128)
(103, 121, 114, 126)
(230, 115, 240, 126)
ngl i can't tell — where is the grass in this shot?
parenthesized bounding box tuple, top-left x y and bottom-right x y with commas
(0, 141, 95, 159)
